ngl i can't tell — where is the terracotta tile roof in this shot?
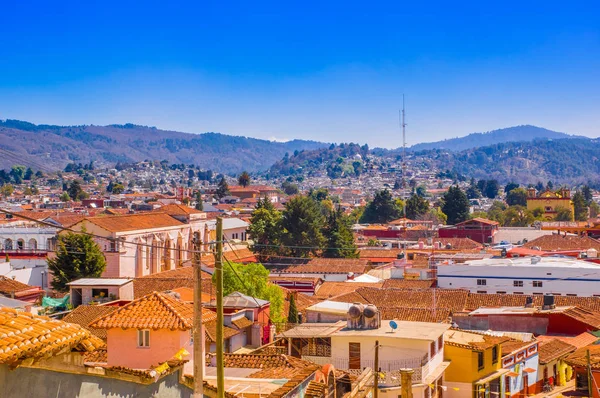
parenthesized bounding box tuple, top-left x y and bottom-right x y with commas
(380, 307, 452, 323)
(156, 203, 203, 216)
(268, 276, 323, 286)
(0, 307, 104, 365)
(89, 291, 216, 330)
(500, 340, 532, 355)
(457, 218, 499, 226)
(0, 276, 36, 295)
(346, 287, 469, 312)
(133, 267, 214, 299)
(305, 381, 328, 398)
(218, 353, 316, 379)
(77, 212, 185, 233)
(267, 258, 371, 274)
(358, 249, 404, 259)
(314, 282, 384, 300)
(268, 365, 321, 398)
(204, 319, 240, 342)
(329, 290, 366, 304)
(63, 305, 117, 340)
(83, 347, 108, 363)
(538, 339, 577, 364)
(382, 279, 436, 289)
(566, 345, 600, 369)
(445, 330, 510, 352)
(435, 237, 483, 250)
(231, 317, 254, 329)
(537, 332, 598, 349)
(293, 292, 321, 312)
(523, 235, 600, 251)
(561, 306, 600, 329)
(466, 293, 600, 312)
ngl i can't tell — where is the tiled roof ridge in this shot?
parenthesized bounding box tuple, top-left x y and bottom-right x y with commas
(155, 292, 193, 329)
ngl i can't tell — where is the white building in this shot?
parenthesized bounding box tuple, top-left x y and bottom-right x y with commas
(0, 225, 57, 252)
(222, 218, 249, 243)
(437, 256, 600, 297)
(281, 304, 450, 398)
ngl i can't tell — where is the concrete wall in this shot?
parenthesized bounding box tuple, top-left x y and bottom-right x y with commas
(0, 364, 192, 398)
(0, 260, 46, 287)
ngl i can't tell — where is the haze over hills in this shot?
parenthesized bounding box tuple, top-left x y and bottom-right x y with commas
(0, 120, 326, 173)
(409, 125, 579, 152)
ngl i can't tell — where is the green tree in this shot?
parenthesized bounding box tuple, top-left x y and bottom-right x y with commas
(67, 180, 84, 201)
(195, 191, 203, 211)
(10, 166, 25, 184)
(590, 201, 600, 218)
(487, 201, 508, 224)
(405, 194, 430, 220)
(506, 187, 528, 207)
(281, 195, 325, 257)
(484, 180, 500, 199)
(323, 209, 358, 258)
(582, 185, 593, 206)
(216, 262, 285, 323)
(111, 183, 125, 194)
(287, 293, 299, 324)
(360, 189, 401, 224)
(572, 191, 588, 221)
(282, 181, 299, 195)
(238, 171, 251, 187)
(216, 177, 230, 199)
(23, 167, 34, 181)
(248, 197, 282, 261)
(47, 231, 107, 292)
(442, 186, 470, 225)
(503, 206, 534, 227)
(554, 206, 573, 221)
(0, 184, 14, 198)
(504, 182, 519, 194)
(416, 185, 428, 198)
(60, 192, 71, 202)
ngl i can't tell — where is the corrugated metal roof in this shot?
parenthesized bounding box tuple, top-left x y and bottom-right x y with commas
(67, 278, 132, 286)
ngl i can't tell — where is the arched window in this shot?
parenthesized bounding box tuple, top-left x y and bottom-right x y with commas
(4, 239, 13, 250)
(28, 239, 37, 251)
(17, 239, 25, 250)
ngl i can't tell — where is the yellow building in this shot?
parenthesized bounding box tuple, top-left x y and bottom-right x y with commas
(444, 330, 509, 398)
(526, 188, 574, 220)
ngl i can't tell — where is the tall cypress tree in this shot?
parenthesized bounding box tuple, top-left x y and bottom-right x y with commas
(287, 293, 299, 324)
(442, 186, 471, 225)
(323, 208, 358, 258)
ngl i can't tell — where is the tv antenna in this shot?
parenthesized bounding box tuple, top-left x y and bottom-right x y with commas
(400, 95, 407, 217)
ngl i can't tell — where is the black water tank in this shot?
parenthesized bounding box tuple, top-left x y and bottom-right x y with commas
(543, 294, 555, 307)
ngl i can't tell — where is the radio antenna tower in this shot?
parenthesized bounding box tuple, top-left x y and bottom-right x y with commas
(400, 95, 407, 217)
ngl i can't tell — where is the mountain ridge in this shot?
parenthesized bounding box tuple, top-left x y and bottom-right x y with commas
(0, 119, 327, 173)
(409, 125, 581, 152)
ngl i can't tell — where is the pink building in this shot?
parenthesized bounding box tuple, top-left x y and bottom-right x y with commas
(89, 291, 216, 371)
(68, 210, 212, 278)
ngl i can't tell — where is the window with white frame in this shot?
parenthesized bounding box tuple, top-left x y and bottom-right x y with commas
(477, 279, 487, 286)
(137, 329, 150, 347)
(533, 281, 543, 288)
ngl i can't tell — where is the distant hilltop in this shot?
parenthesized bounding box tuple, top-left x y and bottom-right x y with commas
(410, 125, 581, 152)
(0, 119, 327, 173)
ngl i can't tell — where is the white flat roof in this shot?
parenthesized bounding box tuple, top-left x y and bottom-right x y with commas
(463, 256, 600, 269)
(305, 301, 353, 315)
(67, 278, 132, 286)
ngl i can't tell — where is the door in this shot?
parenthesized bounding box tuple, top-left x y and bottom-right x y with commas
(349, 342, 361, 370)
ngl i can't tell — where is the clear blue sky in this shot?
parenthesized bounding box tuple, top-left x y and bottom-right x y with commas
(1, 1, 598, 148)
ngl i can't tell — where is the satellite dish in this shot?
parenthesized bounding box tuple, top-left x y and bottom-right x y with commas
(389, 321, 398, 332)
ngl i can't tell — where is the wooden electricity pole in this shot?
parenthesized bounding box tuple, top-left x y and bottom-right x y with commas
(588, 349, 593, 398)
(192, 231, 203, 398)
(374, 340, 379, 398)
(215, 217, 225, 398)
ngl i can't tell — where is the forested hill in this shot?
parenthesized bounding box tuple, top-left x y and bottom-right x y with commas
(410, 125, 576, 152)
(0, 120, 326, 173)
(421, 138, 600, 184)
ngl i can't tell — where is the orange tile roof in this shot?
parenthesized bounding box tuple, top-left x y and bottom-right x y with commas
(231, 317, 254, 329)
(538, 339, 577, 364)
(63, 305, 117, 340)
(314, 282, 384, 300)
(380, 307, 451, 323)
(0, 276, 37, 295)
(90, 291, 216, 330)
(78, 212, 185, 233)
(435, 237, 483, 250)
(523, 235, 600, 251)
(267, 258, 371, 274)
(382, 279, 436, 289)
(537, 332, 599, 349)
(0, 307, 104, 365)
(133, 267, 215, 299)
(83, 347, 107, 363)
(566, 344, 600, 369)
(156, 203, 203, 216)
(204, 319, 240, 342)
(466, 293, 600, 312)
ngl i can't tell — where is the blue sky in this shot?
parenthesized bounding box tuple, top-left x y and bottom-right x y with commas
(0, 1, 598, 148)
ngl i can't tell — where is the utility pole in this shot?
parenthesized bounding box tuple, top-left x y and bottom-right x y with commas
(587, 349, 593, 398)
(401, 95, 407, 217)
(215, 217, 225, 398)
(374, 340, 379, 398)
(192, 231, 203, 398)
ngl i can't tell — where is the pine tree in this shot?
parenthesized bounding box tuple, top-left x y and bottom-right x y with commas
(287, 293, 299, 324)
(405, 194, 430, 219)
(323, 208, 358, 258)
(442, 186, 471, 225)
(216, 177, 230, 199)
(238, 171, 251, 187)
(359, 189, 401, 224)
(47, 230, 107, 292)
(248, 197, 282, 261)
(281, 196, 325, 257)
(573, 191, 588, 221)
